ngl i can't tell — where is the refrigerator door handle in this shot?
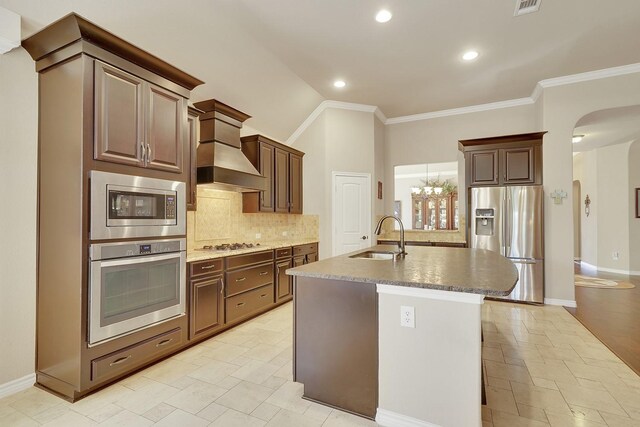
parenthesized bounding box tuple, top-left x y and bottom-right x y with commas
(501, 194, 507, 256)
(510, 258, 538, 264)
(505, 192, 512, 256)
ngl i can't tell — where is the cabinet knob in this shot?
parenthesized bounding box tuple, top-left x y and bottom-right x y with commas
(361, 235, 368, 240)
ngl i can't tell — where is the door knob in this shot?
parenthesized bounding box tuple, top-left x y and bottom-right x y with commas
(361, 235, 368, 240)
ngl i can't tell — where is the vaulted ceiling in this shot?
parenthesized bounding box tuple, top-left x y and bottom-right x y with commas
(3, 0, 640, 142)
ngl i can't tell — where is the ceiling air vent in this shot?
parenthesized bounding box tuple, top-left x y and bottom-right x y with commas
(514, 0, 540, 16)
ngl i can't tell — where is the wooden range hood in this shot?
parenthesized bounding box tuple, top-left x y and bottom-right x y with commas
(193, 99, 268, 192)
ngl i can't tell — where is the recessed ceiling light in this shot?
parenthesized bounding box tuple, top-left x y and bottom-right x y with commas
(333, 80, 346, 88)
(572, 135, 584, 143)
(375, 10, 392, 23)
(462, 50, 479, 61)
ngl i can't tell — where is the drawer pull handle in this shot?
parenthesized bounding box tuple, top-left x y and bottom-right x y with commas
(260, 294, 268, 298)
(156, 338, 173, 347)
(235, 277, 246, 282)
(259, 271, 268, 276)
(109, 355, 131, 367)
(236, 302, 246, 308)
(201, 264, 217, 270)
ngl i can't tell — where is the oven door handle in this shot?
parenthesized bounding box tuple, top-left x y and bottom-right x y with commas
(95, 252, 183, 268)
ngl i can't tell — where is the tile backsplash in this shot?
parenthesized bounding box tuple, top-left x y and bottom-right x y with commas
(187, 188, 319, 252)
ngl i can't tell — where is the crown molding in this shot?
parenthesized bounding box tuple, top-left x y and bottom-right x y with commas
(385, 97, 534, 125)
(287, 62, 640, 142)
(538, 63, 640, 88)
(287, 100, 382, 145)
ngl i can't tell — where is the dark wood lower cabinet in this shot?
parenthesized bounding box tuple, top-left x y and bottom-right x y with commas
(276, 258, 293, 301)
(294, 277, 378, 419)
(189, 275, 224, 339)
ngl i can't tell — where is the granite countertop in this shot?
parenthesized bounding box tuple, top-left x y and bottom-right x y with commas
(287, 244, 518, 296)
(186, 238, 318, 263)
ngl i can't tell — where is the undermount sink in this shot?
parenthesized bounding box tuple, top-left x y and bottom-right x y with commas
(349, 251, 400, 260)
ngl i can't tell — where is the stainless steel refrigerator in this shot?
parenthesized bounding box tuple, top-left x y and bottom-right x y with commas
(470, 186, 544, 304)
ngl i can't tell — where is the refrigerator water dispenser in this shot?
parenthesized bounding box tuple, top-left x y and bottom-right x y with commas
(475, 208, 494, 236)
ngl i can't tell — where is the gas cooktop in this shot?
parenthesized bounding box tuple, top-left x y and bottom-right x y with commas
(197, 242, 261, 251)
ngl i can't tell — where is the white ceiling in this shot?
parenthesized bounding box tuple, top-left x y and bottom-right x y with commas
(3, 0, 640, 142)
(573, 106, 640, 152)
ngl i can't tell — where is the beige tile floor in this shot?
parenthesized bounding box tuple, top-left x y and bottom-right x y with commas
(1, 300, 639, 426)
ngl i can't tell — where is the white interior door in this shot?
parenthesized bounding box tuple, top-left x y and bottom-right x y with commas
(333, 173, 371, 256)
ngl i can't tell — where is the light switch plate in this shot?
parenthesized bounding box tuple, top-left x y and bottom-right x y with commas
(400, 306, 415, 328)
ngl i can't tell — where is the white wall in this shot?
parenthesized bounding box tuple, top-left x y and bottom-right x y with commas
(378, 290, 482, 426)
(0, 48, 38, 385)
(596, 142, 631, 271)
(573, 151, 598, 266)
(374, 116, 385, 218)
(630, 140, 640, 273)
(294, 108, 376, 259)
(542, 72, 640, 299)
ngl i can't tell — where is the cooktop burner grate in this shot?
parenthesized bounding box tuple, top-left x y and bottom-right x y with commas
(200, 242, 260, 251)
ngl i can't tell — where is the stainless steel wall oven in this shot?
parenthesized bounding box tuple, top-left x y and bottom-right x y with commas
(88, 238, 186, 345)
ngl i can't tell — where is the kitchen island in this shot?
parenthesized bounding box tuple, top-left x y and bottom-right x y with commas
(288, 245, 518, 427)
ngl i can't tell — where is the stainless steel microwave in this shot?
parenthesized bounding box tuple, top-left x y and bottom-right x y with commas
(90, 171, 186, 240)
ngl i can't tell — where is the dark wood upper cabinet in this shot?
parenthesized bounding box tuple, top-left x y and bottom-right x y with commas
(187, 106, 203, 211)
(94, 61, 186, 174)
(146, 84, 184, 173)
(459, 132, 545, 187)
(94, 61, 145, 167)
(260, 143, 275, 211)
(241, 135, 305, 214)
(289, 153, 303, 214)
(501, 146, 535, 184)
(275, 147, 290, 213)
(468, 150, 499, 186)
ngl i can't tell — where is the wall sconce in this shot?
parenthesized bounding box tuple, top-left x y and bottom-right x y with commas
(584, 194, 591, 217)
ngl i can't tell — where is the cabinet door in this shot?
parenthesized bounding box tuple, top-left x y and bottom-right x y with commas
(275, 148, 290, 212)
(289, 153, 303, 214)
(146, 83, 184, 173)
(293, 256, 305, 268)
(189, 276, 224, 339)
(501, 147, 534, 184)
(259, 142, 275, 212)
(187, 110, 199, 211)
(275, 259, 293, 301)
(305, 253, 318, 264)
(468, 150, 499, 186)
(94, 61, 144, 167)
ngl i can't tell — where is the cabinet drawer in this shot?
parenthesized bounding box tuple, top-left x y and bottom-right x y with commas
(275, 247, 292, 259)
(293, 243, 318, 256)
(226, 284, 274, 323)
(226, 250, 273, 270)
(225, 262, 274, 296)
(190, 258, 223, 278)
(91, 328, 182, 383)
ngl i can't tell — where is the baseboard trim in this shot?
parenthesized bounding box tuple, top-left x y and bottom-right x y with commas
(0, 373, 35, 399)
(376, 409, 441, 427)
(579, 261, 640, 276)
(544, 298, 577, 308)
(596, 266, 640, 276)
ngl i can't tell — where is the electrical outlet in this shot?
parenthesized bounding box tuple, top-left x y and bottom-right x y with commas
(400, 306, 415, 328)
(255, 233, 261, 239)
(282, 231, 288, 237)
(612, 252, 619, 260)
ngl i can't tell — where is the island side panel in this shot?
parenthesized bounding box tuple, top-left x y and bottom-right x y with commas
(294, 277, 378, 419)
(377, 287, 483, 427)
